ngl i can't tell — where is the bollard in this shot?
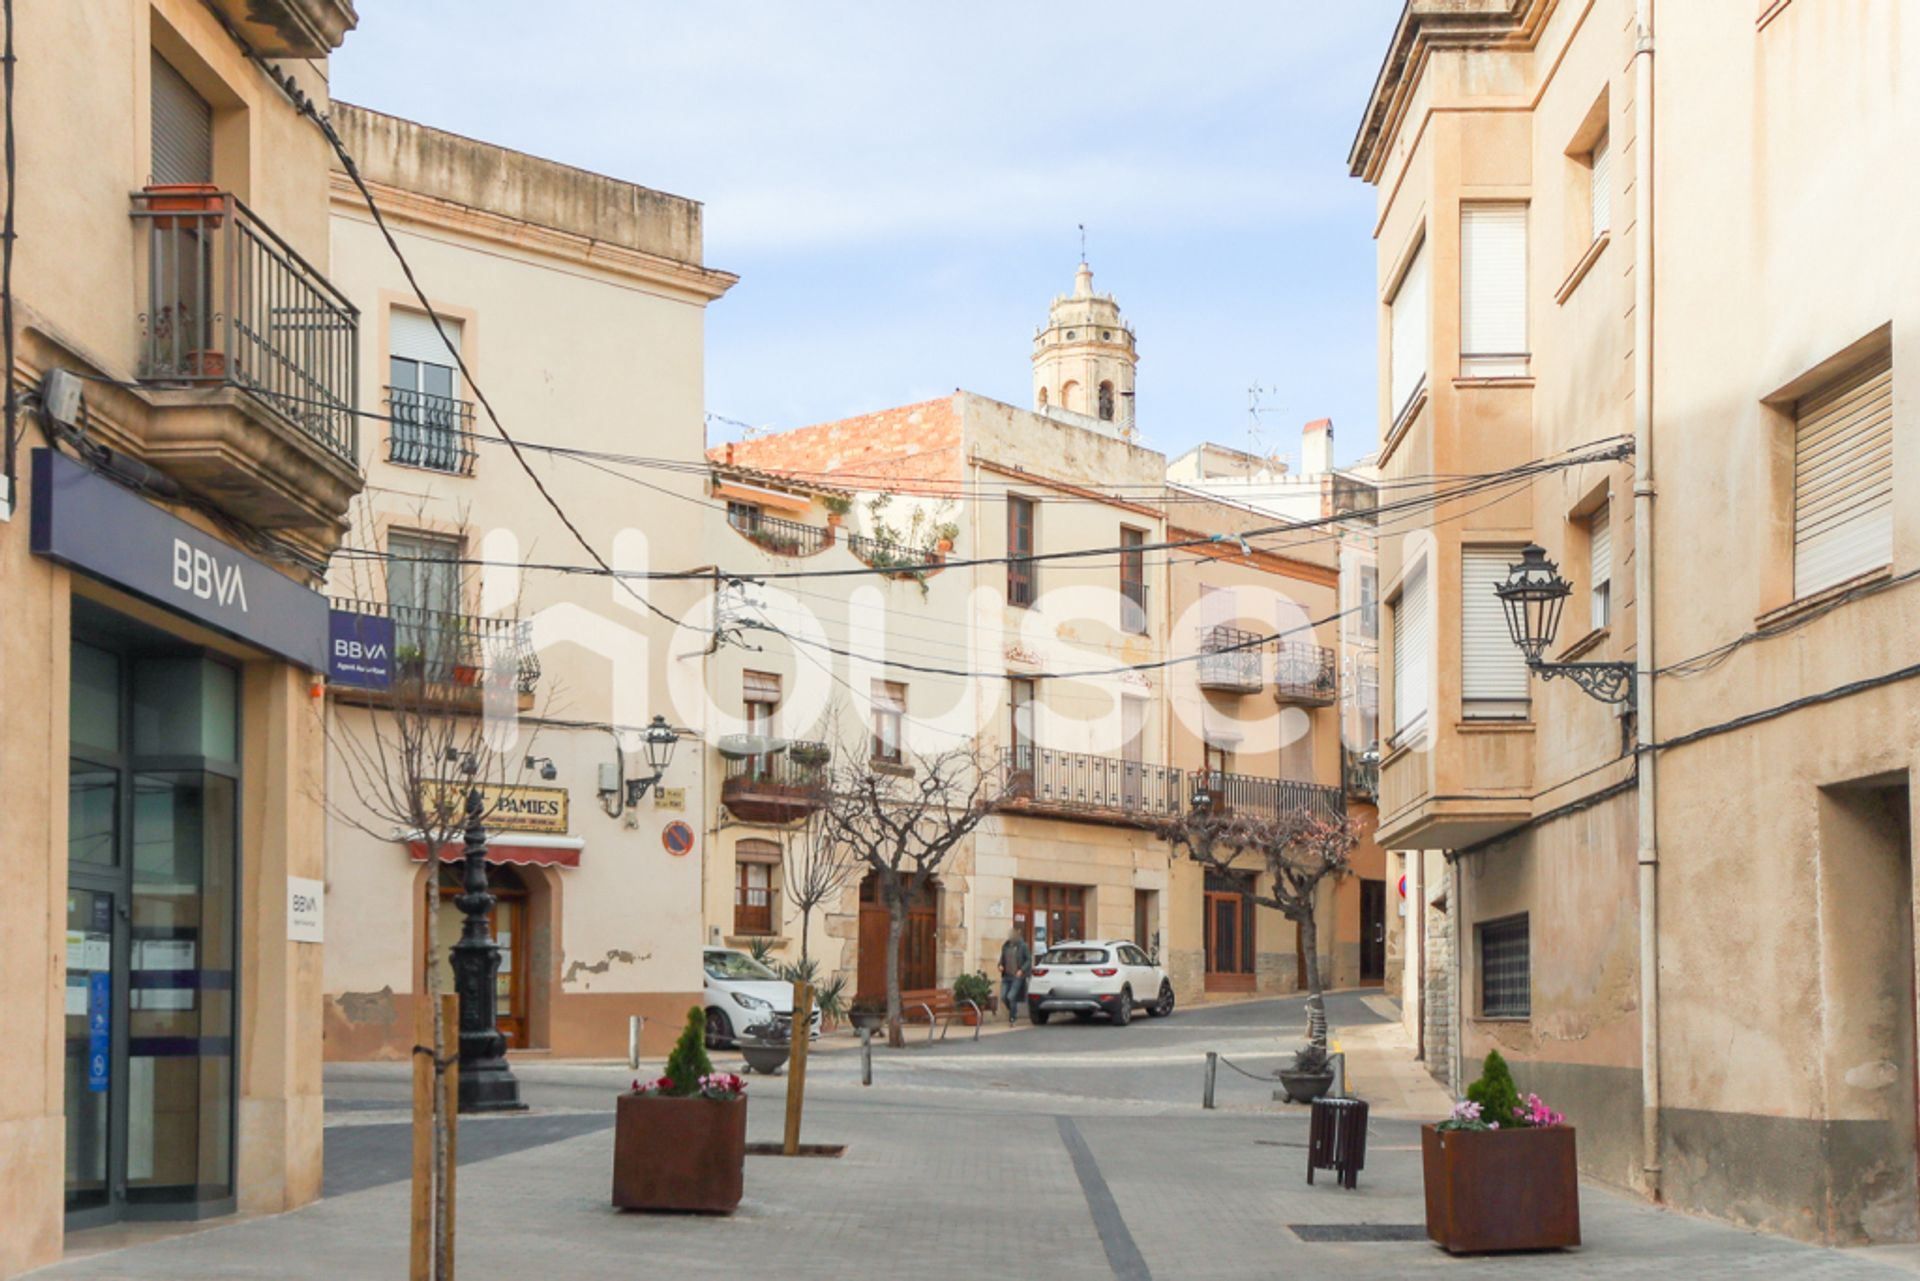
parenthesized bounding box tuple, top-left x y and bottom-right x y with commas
(1329, 1051, 1347, 1098)
(628, 1015, 643, 1071)
(860, 1027, 873, 1087)
(1204, 1051, 1218, 1110)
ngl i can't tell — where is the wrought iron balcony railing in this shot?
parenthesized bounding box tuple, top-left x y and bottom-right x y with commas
(721, 742, 830, 823)
(1002, 747, 1183, 825)
(1189, 770, 1346, 825)
(134, 190, 359, 464)
(1273, 641, 1338, 706)
(849, 531, 941, 571)
(330, 597, 540, 696)
(1196, 625, 1264, 693)
(386, 386, 477, 475)
(1342, 748, 1380, 803)
(728, 509, 832, 557)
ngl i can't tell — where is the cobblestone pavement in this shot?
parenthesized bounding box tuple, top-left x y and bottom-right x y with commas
(39, 993, 1920, 1280)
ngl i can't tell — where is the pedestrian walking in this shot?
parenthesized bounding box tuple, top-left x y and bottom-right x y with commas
(999, 923, 1031, 1024)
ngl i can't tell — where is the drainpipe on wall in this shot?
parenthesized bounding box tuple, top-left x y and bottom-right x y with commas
(1411, 849, 1426, 1060)
(1632, 0, 1663, 1203)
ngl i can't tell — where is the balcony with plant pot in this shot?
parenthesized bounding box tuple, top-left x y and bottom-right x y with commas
(326, 597, 541, 711)
(1271, 640, 1338, 706)
(720, 739, 830, 825)
(1187, 769, 1346, 825)
(130, 188, 363, 545)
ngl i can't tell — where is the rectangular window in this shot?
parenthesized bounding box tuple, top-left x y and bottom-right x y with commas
(726, 500, 762, 534)
(1391, 559, 1430, 739)
(1793, 351, 1893, 598)
(1462, 549, 1531, 719)
(1119, 526, 1147, 633)
(1008, 496, 1036, 607)
(1009, 677, 1035, 764)
(734, 861, 774, 936)
(1015, 881, 1088, 953)
(1389, 239, 1429, 423)
(151, 51, 213, 186)
(1478, 915, 1531, 1019)
(1588, 504, 1612, 630)
(743, 670, 780, 773)
(389, 311, 467, 472)
(871, 679, 906, 764)
(1359, 564, 1379, 640)
(1460, 204, 1529, 378)
(387, 531, 464, 676)
(1589, 133, 1611, 241)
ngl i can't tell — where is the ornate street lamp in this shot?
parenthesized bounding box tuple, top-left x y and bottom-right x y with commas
(1494, 544, 1636, 707)
(623, 714, 681, 807)
(445, 754, 525, 1114)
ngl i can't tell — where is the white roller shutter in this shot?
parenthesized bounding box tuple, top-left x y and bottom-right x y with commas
(1462, 549, 1530, 719)
(1392, 559, 1430, 738)
(1590, 135, 1611, 240)
(151, 51, 212, 186)
(1461, 205, 1528, 377)
(1389, 240, 1428, 422)
(390, 309, 462, 364)
(1588, 503, 1612, 629)
(1794, 353, 1893, 598)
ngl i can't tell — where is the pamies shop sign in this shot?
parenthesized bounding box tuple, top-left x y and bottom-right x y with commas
(420, 781, 570, 835)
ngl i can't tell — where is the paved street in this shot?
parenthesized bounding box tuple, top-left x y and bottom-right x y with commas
(42, 994, 1920, 1280)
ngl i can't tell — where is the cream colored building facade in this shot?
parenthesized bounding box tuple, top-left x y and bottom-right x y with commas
(707, 267, 1362, 1015)
(0, 2, 358, 1273)
(320, 107, 736, 1062)
(1356, 0, 1920, 1244)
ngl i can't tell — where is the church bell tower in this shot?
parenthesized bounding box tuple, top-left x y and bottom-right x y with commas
(1031, 261, 1138, 435)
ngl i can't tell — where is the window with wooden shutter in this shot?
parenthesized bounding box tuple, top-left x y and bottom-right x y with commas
(1008, 496, 1036, 607)
(1589, 134, 1611, 241)
(1389, 240, 1428, 423)
(871, 680, 907, 764)
(151, 51, 212, 186)
(1462, 549, 1530, 719)
(1461, 205, 1529, 378)
(1793, 353, 1893, 598)
(1588, 504, 1612, 629)
(1391, 559, 1430, 740)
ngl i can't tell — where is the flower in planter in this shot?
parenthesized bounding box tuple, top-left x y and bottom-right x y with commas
(697, 1072, 748, 1101)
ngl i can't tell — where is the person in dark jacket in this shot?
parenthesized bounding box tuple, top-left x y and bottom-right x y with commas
(998, 924, 1031, 1024)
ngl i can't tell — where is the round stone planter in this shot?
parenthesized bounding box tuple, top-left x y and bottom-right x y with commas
(1277, 1066, 1335, 1104)
(740, 1042, 791, 1075)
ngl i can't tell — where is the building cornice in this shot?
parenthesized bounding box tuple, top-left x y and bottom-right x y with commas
(328, 171, 739, 303)
(1348, 0, 1557, 183)
(970, 458, 1164, 521)
(1167, 525, 1339, 589)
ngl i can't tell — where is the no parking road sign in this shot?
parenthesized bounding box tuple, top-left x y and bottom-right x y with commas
(662, 821, 695, 857)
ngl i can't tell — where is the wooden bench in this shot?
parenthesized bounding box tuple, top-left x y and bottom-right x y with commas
(897, 991, 984, 1043)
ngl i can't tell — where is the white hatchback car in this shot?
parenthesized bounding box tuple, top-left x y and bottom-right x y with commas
(702, 948, 821, 1048)
(1026, 940, 1174, 1026)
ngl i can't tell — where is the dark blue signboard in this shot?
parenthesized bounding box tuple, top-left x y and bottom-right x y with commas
(87, 972, 111, 1094)
(328, 610, 395, 690)
(30, 449, 329, 670)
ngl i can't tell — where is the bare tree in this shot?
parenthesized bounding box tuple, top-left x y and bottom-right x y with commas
(782, 806, 859, 969)
(818, 736, 1008, 1047)
(320, 507, 541, 1280)
(1158, 805, 1364, 1065)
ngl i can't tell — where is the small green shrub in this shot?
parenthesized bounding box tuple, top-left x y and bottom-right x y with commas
(660, 1007, 716, 1096)
(1464, 1049, 1523, 1125)
(953, 970, 993, 1007)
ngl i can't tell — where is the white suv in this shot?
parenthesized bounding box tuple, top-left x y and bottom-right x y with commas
(1026, 940, 1174, 1027)
(702, 948, 822, 1048)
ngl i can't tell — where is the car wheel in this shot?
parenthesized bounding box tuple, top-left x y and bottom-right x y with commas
(705, 1007, 734, 1049)
(1030, 1008, 1051, 1025)
(1112, 987, 1133, 1027)
(1150, 980, 1176, 1018)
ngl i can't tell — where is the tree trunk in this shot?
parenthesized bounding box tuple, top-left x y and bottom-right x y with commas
(1299, 909, 1327, 1052)
(884, 886, 906, 1049)
(799, 902, 813, 969)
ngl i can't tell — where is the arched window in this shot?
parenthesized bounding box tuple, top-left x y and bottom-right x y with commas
(1037, 386, 1049, 408)
(1061, 380, 1082, 413)
(1097, 381, 1115, 421)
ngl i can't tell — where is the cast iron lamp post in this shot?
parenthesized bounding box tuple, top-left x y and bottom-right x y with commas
(1494, 543, 1636, 708)
(446, 751, 525, 1114)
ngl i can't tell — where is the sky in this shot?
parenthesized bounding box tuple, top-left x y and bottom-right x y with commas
(330, 3, 1402, 470)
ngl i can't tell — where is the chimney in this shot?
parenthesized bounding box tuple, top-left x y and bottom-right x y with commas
(1301, 419, 1333, 475)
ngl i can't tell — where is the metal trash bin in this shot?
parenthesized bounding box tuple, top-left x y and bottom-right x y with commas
(1306, 1095, 1369, 1189)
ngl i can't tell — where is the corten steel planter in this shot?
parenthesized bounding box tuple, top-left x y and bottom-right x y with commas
(1421, 1125, 1580, 1253)
(612, 1094, 747, 1213)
